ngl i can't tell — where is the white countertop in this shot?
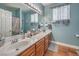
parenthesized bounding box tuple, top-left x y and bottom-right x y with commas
(0, 30, 52, 56)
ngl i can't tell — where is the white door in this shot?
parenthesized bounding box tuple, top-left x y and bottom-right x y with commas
(8, 11, 12, 36)
(0, 8, 12, 37)
(5, 10, 9, 36)
(5, 10, 12, 37)
(1, 9, 6, 37)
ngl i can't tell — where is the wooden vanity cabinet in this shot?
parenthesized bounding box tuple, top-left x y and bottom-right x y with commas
(19, 45, 35, 56)
(36, 38, 44, 56)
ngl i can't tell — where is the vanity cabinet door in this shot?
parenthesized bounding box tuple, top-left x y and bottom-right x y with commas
(36, 45, 44, 56)
(36, 38, 44, 56)
(20, 45, 35, 56)
(44, 35, 49, 53)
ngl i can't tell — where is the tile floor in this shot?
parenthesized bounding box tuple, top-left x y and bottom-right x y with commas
(45, 50, 78, 56)
(45, 45, 79, 56)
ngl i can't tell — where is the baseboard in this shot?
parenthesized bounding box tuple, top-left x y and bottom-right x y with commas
(51, 41, 79, 50)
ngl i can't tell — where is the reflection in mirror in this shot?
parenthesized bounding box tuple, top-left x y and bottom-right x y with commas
(12, 17, 20, 35)
(0, 3, 37, 37)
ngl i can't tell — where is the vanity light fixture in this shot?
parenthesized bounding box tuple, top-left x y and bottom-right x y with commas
(24, 3, 41, 15)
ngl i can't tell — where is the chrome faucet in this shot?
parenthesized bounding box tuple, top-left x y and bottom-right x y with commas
(11, 38, 18, 44)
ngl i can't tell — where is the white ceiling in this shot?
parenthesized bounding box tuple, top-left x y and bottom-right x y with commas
(42, 3, 65, 7)
(0, 3, 66, 13)
(42, 3, 53, 7)
(0, 3, 32, 12)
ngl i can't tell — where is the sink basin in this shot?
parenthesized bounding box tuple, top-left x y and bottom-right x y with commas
(7, 41, 29, 50)
(0, 40, 30, 55)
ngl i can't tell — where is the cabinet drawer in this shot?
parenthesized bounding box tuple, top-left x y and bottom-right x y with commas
(44, 36, 49, 52)
(30, 52, 35, 56)
(45, 39, 48, 47)
(45, 35, 49, 43)
(36, 38, 44, 48)
(45, 44, 48, 52)
(20, 45, 35, 56)
(36, 45, 44, 56)
(48, 33, 52, 44)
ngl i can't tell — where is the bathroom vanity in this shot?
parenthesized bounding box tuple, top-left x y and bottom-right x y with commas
(0, 30, 52, 56)
(19, 31, 52, 56)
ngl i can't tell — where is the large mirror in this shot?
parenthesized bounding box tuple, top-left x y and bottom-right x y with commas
(0, 3, 38, 37)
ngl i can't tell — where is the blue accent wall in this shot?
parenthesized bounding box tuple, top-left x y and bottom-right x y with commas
(44, 3, 79, 46)
(22, 12, 31, 32)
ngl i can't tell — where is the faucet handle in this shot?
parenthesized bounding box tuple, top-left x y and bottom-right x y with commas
(15, 39, 18, 42)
